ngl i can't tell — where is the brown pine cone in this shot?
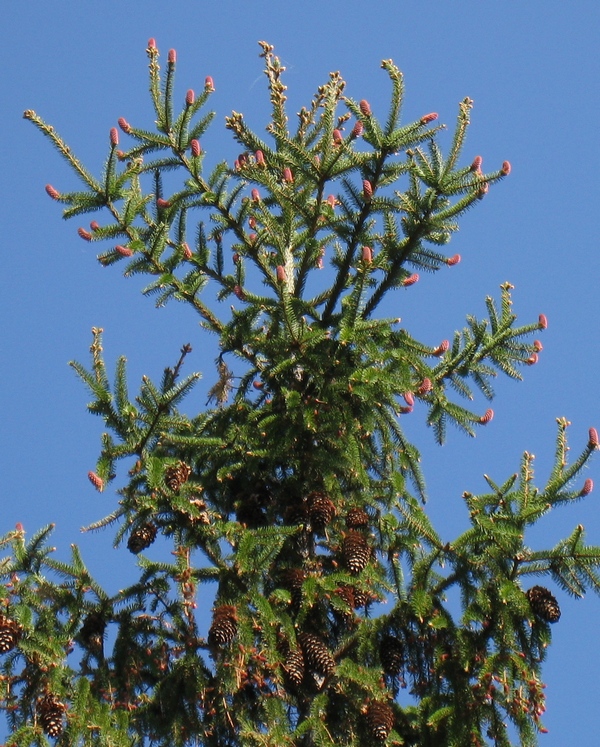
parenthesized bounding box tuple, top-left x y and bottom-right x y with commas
(208, 605, 238, 646)
(0, 614, 22, 654)
(165, 461, 192, 492)
(342, 531, 371, 574)
(526, 586, 561, 623)
(365, 700, 395, 741)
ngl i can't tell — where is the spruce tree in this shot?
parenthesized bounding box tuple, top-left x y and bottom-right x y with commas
(6, 39, 600, 746)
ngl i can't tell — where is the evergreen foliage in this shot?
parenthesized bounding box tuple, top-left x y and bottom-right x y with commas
(7, 39, 599, 746)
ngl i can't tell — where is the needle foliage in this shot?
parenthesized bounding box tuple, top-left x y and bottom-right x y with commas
(6, 40, 600, 747)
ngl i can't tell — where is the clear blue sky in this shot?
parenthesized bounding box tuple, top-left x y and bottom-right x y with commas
(2, 2, 600, 743)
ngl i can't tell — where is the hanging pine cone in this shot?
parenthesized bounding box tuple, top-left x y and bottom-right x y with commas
(282, 647, 305, 688)
(284, 502, 310, 526)
(380, 635, 404, 676)
(127, 522, 157, 554)
(280, 568, 307, 612)
(342, 531, 371, 574)
(165, 461, 192, 492)
(365, 700, 395, 741)
(298, 632, 335, 677)
(208, 605, 238, 646)
(0, 614, 22, 654)
(346, 507, 370, 529)
(526, 586, 561, 623)
(37, 694, 67, 738)
(307, 491, 336, 533)
(334, 586, 357, 627)
(79, 612, 106, 652)
(235, 492, 268, 527)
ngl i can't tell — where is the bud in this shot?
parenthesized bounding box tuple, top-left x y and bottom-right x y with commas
(362, 180, 373, 200)
(525, 353, 539, 365)
(78, 227, 92, 241)
(251, 188, 261, 202)
(417, 378, 432, 395)
(115, 245, 133, 257)
(433, 340, 449, 356)
(88, 471, 104, 492)
(470, 155, 483, 172)
(589, 427, 599, 448)
(233, 285, 245, 300)
(233, 160, 240, 171)
(283, 167, 293, 183)
(402, 273, 419, 287)
(480, 409, 494, 425)
(232, 253, 240, 264)
(205, 76, 215, 91)
(403, 392, 415, 407)
(359, 99, 371, 116)
(538, 314, 548, 330)
(190, 139, 201, 157)
(326, 194, 336, 209)
(249, 216, 257, 229)
(420, 112, 438, 124)
(186, 89, 195, 106)
(501, 160, 511, 175)
(361, 246, 372, 264)
(168, 49, 177, 64)
(276, 265, 287, 282)
(580, 478, 594, 497)
(316, 247, 325, 269)
(333, 129, 343, 145)
(90, 221, 100, 231)
(110, 128, 119, 146)
(147, 38, 157, 49)
(477, 183, 489, 199)
(248, 233, 257, 243)
(447, 254, 461, 266)
(533, 340, 543, 351)
(45, 184, 60, 200)
(156, 198, 170, 209)
(348, 122, 362, 140)
(118, 117, 132, 134)
(253, 380, 264, 390)
(255, 150, 265, 166)
(182, 242, 192, 259)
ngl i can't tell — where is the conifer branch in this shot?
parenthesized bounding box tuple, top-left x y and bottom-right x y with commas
(16, 39, 597, 747)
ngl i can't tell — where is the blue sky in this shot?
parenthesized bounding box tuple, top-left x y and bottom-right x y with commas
(2, 2, 600, 743)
